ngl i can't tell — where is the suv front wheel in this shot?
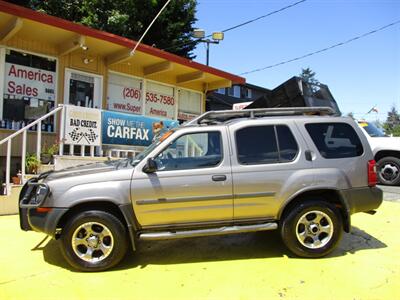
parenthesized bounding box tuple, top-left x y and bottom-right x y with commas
(280, 201, 343, 258)
(60, 210, 128, 271)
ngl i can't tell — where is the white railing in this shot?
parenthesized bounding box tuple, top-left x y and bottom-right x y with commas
(0, 105, 64, 195)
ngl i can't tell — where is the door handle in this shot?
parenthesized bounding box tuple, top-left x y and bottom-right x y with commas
(305, 150, 313, 161)
(212, 175, 227, 181)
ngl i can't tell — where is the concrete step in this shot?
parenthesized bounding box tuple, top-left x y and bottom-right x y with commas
(0, 184, 22, 215)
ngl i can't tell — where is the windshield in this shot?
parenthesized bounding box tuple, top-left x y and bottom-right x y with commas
(359, 121, 386, 137)
(130, 129, 177, 166)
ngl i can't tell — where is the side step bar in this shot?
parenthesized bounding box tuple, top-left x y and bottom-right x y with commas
(139, 222, 278, 241)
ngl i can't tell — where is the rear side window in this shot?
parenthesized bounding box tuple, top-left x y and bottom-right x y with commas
(236, 125, 298, 165)
(305, 123, 363, 159)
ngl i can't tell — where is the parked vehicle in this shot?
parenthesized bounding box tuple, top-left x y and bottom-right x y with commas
(19, 107, 382, 271)
(357, 120, 400, 186)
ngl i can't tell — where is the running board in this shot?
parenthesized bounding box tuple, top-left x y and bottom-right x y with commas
(139, 222, 278, 241)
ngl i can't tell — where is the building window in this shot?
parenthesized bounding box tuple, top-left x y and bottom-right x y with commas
(178, 89, 202, 122)
(145, 81, 176, 119)
(64, 69, 102, 109)
(245, 88, 252, 99)
(216, 88, 225, 95)
(107, 72, 143, 115)
(233, 86, 241, 98)
(227, 87, 234, 96)
(1, 50, 56, 131)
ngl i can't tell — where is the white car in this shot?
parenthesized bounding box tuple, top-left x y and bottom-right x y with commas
(358, 121, 400, 185)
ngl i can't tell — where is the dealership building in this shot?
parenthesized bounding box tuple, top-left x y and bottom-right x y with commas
(0, 1, 245, 190)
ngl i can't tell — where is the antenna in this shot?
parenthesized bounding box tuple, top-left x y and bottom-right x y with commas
(130, 0, 172, 56)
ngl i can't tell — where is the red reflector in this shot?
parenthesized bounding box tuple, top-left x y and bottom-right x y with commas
(368, 160, 377, 187)
(36, 207, 52, 213)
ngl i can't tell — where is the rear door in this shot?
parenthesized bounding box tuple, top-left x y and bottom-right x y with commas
(230, 119, 313, 221)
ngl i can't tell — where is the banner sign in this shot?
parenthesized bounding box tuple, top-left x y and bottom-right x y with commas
(233, 101, 253, 110)
(178, 111, 198, 121)
(145, 82, 176, 119)
(4, 63, 56, 101)
(102, 110, 178, 146)
(107, 73, 143, 115)
(64, 105, 101, 146)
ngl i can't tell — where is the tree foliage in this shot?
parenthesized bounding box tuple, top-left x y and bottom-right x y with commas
(299, 67, 320, 85)
(383, 105, 400, 137)
(11, 0, 198, 59)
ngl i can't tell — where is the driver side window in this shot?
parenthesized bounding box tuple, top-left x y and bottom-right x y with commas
(154, 131, 222, 171)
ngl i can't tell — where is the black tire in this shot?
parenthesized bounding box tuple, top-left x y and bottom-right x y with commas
(377, 156, 400, 186)
(280, 201, 343, 258)
(60, 210, 128, 272)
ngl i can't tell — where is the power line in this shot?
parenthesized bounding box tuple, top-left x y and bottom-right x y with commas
(240, 20, 400, 75)
(215, 0, 307, 35)
(161, 0, 307, 52)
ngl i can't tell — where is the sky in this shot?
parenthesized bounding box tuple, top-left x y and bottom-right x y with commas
(191, 0, 400, 122)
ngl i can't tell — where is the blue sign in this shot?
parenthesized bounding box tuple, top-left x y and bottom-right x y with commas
(102, 111, 178, 146)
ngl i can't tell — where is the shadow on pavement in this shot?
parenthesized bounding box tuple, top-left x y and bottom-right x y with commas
(332, 226, 387, 256)
(39, 226, 387, 272)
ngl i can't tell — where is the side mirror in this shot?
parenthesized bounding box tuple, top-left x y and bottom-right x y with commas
(143, 158, 157, 173)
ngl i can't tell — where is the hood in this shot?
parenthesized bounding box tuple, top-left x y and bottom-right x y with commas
(369, 136, 400, 151)
(41, 159, 133, 181)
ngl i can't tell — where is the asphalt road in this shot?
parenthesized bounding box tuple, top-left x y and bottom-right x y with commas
(379, 185, 400, 202)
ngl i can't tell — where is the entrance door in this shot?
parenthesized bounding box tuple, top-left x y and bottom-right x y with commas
(131, 129, 233, 227)
(64, 69, 102, 109)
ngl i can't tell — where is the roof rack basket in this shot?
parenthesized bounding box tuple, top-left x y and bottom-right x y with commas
(186, 106, 337, 126)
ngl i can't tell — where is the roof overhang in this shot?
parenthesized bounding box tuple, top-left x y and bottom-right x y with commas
(0, 1, 245, 91)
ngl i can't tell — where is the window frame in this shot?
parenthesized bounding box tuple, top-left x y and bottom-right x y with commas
(234, 124, 299, 166)
(153, 130, 224, 172)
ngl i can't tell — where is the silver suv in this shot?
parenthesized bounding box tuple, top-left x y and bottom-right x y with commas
(19, 107, 382, 271)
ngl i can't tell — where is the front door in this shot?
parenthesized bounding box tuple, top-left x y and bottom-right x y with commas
(131, 129, 233, 227)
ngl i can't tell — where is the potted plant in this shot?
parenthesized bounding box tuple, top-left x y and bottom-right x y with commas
(41, 141, 59, 164)
(26, 153, 40, 174)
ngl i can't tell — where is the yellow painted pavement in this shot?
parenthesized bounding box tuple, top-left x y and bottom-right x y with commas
(0, 201, 399, 300)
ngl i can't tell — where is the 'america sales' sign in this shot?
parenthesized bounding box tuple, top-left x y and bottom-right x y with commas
(4, 63, 56, 100)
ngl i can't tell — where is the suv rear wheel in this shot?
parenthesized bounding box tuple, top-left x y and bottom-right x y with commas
(60, 210, 128, 272)
(280, 201, 343, 258)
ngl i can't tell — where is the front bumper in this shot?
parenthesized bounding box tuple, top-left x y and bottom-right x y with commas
(341, 186, 383, 215)
(19, 178, 67, 237)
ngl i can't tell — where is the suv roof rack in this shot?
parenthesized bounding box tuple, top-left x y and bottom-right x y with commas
(185, 107, 337, 126)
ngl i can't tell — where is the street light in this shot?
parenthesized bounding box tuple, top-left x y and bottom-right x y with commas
(193, 29, 224, 66)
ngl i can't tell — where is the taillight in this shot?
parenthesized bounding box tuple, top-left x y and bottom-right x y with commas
(368, 160, 377, 187)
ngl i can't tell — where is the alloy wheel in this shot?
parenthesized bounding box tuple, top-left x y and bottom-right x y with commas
(295, 210, 334, 249)
(71, 222, 114, 263)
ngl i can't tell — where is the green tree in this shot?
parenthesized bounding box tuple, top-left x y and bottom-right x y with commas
(12, 0, 198, 59)
(383, 105, 400, 136)
(299, 67, 320, 85)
